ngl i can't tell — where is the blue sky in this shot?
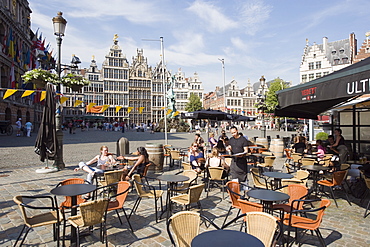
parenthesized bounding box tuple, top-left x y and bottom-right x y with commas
(29, 0, 370, 92)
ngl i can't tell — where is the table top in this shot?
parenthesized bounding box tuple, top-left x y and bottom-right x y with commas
(50, 184, 96, 197)
(157, 174, 189, 183)
(304, 154, 318, 159)
(191, 229, 264, 247)
(263, 172, 294, 179)
(247, 189, 290, 202)
(302, 165, 331, 172)
(117, 154, 138, 159)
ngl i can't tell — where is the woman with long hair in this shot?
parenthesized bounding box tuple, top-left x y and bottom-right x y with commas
(205, 148, 229, 178)
(118, 146, 150, 180)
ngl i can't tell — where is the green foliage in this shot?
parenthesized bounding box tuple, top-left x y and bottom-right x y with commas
(316, 132, 329, 140)
(185, 93, 202, 112)
(265, 78, 290, 113)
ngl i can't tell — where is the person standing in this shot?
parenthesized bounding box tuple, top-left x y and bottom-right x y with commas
(226, 126, 249, 186)
(15, 118, 22, 137)
(332, 128, 349, 164)
(25, 121, 33, 137)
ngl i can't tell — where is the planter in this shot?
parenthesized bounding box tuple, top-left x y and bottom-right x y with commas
(32, 79, 46, 89)
(70, 84, 83, 92)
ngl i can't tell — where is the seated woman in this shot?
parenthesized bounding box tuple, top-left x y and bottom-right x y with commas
(117, 147, 150, 181)
(315, 139, 326, 159)
(74, 145, 115, 184)
(215, 140, 227, 155)
(205, 148, 230, 178)
(189, 142, 205, 173)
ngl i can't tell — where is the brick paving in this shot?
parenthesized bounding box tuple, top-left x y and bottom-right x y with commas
(1, 129, 369, 246)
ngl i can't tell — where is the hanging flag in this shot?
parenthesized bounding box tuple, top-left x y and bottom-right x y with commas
(166, 109, 172, 115)
(87, 102, 96, 111)
(127, 107, 134, 114)
(173, 111, 180, 117)
(10, 63, 15, 88)
(21, 90, 35, 98)
(100, 105, 109, 113)
(115, 106, 122, 113)
(74, 100, 83, 107)
(40, 91, 46, 101)
(139, 107, 145, 114)
(3, 89, 17, 99)
(161, 106, 166, 110)
(60, 96, 69, 104)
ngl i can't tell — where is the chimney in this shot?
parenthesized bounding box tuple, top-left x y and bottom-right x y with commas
(349, 32, 357, 63)
(323, 37, 328, 53)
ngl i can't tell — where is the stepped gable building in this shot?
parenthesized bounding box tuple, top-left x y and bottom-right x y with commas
(152, 60, 170, 124)
(172, 68, 203, 112)
(300, 33, 357, 84)
(128, 48, 152, 125)
(353, 31, 370, 63)
(101, 36, 129, 120)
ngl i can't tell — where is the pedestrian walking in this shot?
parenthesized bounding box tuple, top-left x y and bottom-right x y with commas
(25, 121, 33, 137)
(15, 118, 22, 137)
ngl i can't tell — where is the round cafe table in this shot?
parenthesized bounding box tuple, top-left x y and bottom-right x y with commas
(247, 189, 290, 214)
(191, 229, 264, 247)
(51, 183, 96, 245)
(263, 172, 294, 189)
(301, 165, 330, 196)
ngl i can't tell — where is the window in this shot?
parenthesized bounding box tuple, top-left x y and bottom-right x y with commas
(323, 71, 329, 76)
(316, 73, 321, 78)
(308, 62, 314, 70)
(334, 59, 340, 65)
(315, 61, 321, 69)
(301, 74, 307, 83)
(308, 74, 314, 81)
(342, 57, 348, 64)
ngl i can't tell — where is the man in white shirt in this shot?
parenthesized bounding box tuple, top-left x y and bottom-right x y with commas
(15, 118, 22, 137)
(25, 121, 33, 137)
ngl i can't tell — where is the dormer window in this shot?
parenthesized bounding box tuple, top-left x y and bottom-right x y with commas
(339, 48, 345, 54)
(331, 50, 336, 55)
(342, 57, 348, 63)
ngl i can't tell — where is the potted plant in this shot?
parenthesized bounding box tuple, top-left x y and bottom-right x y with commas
(21, 68, 59, 88)
(61, 73, 90, 91)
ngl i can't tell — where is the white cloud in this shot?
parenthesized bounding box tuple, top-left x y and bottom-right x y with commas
(230, 37, 249, 51)
(238, 0, 272, 35)
(187, 0, 238, 32)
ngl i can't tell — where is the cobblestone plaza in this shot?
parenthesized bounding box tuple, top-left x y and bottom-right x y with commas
(1, 129, 369, 246)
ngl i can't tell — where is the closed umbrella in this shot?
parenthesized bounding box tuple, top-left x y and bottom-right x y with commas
(35, 83, 58, 165)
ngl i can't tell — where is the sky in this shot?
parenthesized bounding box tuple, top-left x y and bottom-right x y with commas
(29, 0, 370, 92)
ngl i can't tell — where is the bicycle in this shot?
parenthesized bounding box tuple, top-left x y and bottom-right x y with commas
(0, 120, 13, 135)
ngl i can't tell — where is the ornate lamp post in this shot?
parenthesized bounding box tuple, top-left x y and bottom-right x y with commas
(259, 75, 267, 138)
(52, 11, 67, 169)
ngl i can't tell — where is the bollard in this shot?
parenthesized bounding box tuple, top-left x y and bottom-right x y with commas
(116, 137, 129, 156)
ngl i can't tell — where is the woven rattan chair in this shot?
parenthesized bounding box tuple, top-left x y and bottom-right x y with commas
(362, 174, 370, 218)
(98, 170, 123, 187)
(300, 158, 316, 167)
(164, 145, 172, 165)
(106, 181, 133, 232)
(170, 150, 182, 168)
(166, 211, 219, 247)
(282, 170, 310, 187)
(67, 198, 109, 247)
(291, 153, 302, 167)
(206, 167, 227, 199)
(257, 156, 276, 172)
(170, 184, 205, 211)
(250, 167, 270, 189)
(222, 181, 243, 227)
(283, 199, 331, 247)
(55, 178, 87, 210)
(130, 174, 163, 222)
(182, 162, 192, 171)
(176, 170, 198, 193)
(13, 195, 63, 247)
(317, 170, 352, 207)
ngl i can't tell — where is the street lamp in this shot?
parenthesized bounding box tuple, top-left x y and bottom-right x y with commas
(218, 58, 226, 112)
(142, 37, 168, 144)
(52, 11, 67, 170)
(259, 75, 267, 138)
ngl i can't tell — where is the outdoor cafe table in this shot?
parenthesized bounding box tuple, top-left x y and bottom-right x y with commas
(50, 183, 96, 246)
(191, 229, 264, 247)
(301, 165, 331, 196)
(263, 172, 294, 190)
(247, 189, 290, 214)
(157, 174, 189, 219)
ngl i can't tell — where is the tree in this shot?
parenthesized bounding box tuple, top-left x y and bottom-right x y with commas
(185, 93, 203, 112)
(265, 78, 290, 113)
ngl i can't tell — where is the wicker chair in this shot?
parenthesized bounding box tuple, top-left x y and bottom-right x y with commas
(55, 178, 87, 210)
(166, 211, 219, 247)
(182, 162, 192, 171)
(106, 181, 133, 232)
(67, 198, 109, 247)
(170, 150, 182, 168)
(250, 168, 270, 189)
(317, 170, 352, 207)
(281, 170, 310, 187)
(361, 174, 370, 218)
(222, 181, 243, 228)
(206, 167, 227, 199)
(98, 170, 123, 187)
(176, 170, 198, 193)
(291, 153, 303, 167)
(257, 156, 276, 172)
(171, 184, 205, 211)
(13, 195, 63, 247)
(283, 199, 331, 247)
(300, 158, 316, 167)
(164, 145, 172, 165)
(130, 174, 163, 222)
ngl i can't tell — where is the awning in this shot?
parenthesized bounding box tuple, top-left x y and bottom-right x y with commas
(275, 56, 370, 119)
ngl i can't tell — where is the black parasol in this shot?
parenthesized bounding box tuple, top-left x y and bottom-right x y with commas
(35, 83, 58, 162)
(181, 108, 233, 120)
